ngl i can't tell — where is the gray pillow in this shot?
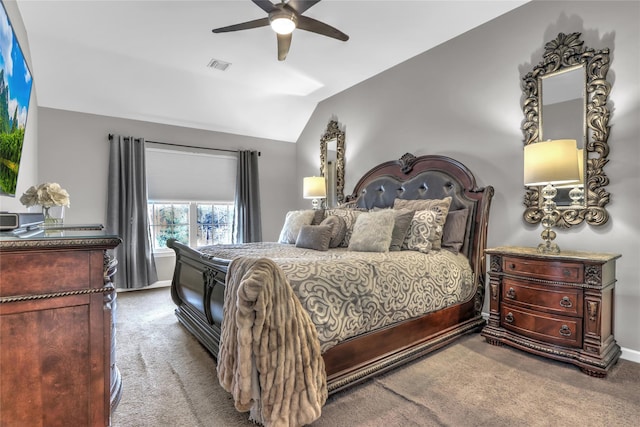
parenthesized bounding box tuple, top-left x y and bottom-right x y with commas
(390, 209, 415, 251)
(324, 208, 363, 247)
(320, 215, 347, 248)
(311, 209, 326, 225)
(278, 210, 316, 244)
(442, 209, 469, 253)
(295, 225, 333, 251)
(348, 210, 396, 252)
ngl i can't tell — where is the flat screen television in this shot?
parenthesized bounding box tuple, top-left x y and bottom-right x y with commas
(0, 1, 33, 197)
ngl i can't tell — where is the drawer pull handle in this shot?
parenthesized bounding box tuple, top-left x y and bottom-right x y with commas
(563, 269, 572, 277)
(506, 287, 516, 299)
(509, 263, 516, 270)
(505, 312, 514, 324)
(559, 325, 572, 337)
(559, 296, 573, 308)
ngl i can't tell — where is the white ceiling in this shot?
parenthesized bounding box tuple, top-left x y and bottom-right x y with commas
(17, 0, 527, 142)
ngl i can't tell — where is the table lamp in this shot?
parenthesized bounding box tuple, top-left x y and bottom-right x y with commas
(303, 176, 326, 210)
(524, 139, 580, 254)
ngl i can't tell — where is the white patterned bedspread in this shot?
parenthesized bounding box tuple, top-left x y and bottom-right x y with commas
(198, 243, 474, 353)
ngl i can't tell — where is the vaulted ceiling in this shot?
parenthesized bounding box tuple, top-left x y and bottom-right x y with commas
(17, 0, 527, 142)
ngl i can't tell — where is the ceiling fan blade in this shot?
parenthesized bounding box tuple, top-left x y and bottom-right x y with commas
(212, 17, 270, 33)
(252, 0, 277, 14)
(277, 33, 292, 61)
(286, 0, 322, 15)
(297, 15, 348, 41)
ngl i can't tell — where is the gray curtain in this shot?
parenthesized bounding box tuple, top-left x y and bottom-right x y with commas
(106, 134, 158, 289)
(233, 150, 262, 243)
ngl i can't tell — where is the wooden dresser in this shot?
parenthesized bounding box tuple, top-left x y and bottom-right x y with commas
(481, 246, 621, 377)
(0, 230, 121, 426)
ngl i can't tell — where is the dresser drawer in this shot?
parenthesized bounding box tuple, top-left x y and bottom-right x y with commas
(503, 256, 583, 283)
(501, 305, 582, 348)
(0, 251, 91, 297)
(502, 278, 583, 317)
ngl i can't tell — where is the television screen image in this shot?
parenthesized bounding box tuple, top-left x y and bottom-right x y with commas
(0, 2, 33, 197)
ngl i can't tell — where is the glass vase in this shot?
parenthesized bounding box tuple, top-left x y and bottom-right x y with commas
(43, 205, 65, 225)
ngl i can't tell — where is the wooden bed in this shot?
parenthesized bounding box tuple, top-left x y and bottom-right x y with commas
(169, 153, 493, 405)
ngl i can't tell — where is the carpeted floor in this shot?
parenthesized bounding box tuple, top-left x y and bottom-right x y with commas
(111, 287, 640, 427)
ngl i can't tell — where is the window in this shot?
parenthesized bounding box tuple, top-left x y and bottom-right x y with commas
(148, 201, 234, 251)
(195, 202, 234, 246)
(144, 145, 237, 252)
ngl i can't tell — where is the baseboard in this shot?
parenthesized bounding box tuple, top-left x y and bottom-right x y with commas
(117, 280, 171, 293)
(621, 347, 640, 364)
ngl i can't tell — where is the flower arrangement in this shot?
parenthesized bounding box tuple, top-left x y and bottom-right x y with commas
(20, 182, 70, 209)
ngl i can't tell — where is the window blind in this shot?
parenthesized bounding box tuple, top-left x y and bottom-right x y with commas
(146, 147, 236, 201)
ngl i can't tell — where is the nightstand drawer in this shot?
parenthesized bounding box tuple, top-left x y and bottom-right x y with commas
(501, 305, 582, 348)
(502, 278, 583, 317)
(503, 256, 583, 283)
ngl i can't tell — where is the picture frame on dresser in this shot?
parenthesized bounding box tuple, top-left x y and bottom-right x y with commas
(481, 246, 621, 377)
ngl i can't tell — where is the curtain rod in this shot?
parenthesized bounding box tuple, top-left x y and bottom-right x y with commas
(107, 134, 260, 156)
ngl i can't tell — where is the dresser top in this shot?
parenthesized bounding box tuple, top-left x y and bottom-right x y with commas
(0, 229, 121, 251)
(486, 246, 621, 263)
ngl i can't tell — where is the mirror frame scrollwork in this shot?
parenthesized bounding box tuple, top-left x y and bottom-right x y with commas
(522, 32, 611, 228)
(320, 119, 346, 205)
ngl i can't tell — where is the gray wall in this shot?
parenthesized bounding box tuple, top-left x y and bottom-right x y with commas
(37, 108, 297, 241)
(296, 1, 640, 356)
(37, 108, 298, 279)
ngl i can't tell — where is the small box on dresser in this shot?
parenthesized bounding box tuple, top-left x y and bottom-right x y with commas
(481, 246, 621, 377)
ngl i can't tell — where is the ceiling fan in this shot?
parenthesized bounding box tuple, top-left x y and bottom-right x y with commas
(212, 0, 349, 61)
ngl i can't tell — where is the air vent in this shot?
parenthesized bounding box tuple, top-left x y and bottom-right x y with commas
(207, 58, 231, 71)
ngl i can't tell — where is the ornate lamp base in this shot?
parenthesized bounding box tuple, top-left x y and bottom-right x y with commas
(537, 184, 560, 254)
(537, 240, 560, 254)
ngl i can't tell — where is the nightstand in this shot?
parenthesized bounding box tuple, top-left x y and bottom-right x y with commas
(481, 246, 621, 377)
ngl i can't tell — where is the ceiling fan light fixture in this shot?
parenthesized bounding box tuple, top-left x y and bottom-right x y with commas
(269, 10, 297, 35)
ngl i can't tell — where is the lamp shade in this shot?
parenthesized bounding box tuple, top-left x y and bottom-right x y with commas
(303, 176, 326, 199)
(576, 148, 585, 185)
(524, 139, 581, 186)
(556, 148, 585, 188)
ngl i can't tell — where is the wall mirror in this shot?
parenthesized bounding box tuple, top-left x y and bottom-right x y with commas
(320, 119, 345, 207)
(522, 32, 611, 228)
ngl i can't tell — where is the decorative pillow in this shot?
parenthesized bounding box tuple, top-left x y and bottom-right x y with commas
(348, 210, 396, 252)
(335, 200, 361, 209)
(320, 215, 347, 248)
(393, 197, 451, 249)
(389, 209, 415, 251)
(402, 210, 440, 254)
(442, 208, 469, 253)
(295, 225, 333, 251)
(324, 208, 363, 247)
(311, 209, 326, 225)
(277, 210, 316, 244)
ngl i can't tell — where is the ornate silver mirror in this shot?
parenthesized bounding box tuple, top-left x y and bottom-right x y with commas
(522, 32, 611, 227)
(320, 119, 345, 207)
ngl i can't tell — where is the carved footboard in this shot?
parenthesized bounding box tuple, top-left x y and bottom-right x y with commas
(169, 239, 229, 358)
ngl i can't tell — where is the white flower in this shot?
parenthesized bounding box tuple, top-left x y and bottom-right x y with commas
(20, 183, 70, 208)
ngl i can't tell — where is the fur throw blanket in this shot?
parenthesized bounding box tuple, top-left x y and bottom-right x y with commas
(217, 257, 328, 426)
